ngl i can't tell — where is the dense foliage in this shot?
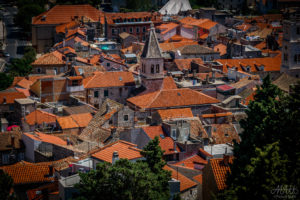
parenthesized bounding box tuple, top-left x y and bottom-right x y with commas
(75, 137, 171, 200)
(220, 76, 300, 200)
(7, 46, 36, 77)
(0, 170, 15, 200)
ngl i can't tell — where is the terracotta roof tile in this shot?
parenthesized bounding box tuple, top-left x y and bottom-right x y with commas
(32, 51, 65, 66)
(157, 108, 193, 120)
(104, 12, 159, 24)
(16, 78, 33, 89)
(173, 154, 208, 170)
(214, 44, 227, 56)
(193, 174, 202, 184)
(211, 124, 240, 144)
(25, 110, 57, 126)
(56, 116, 79, 129)
(0, 88, 27, 104)
(127, 88, 220, 109)
(160, 41, 198, 52)
(174, 58, 204, 71)
(23, 132, 67, 146)
(56, 21, 79, 33)
(84, 71, 135, 88)
(156, 23, 179, 35)
(70, 113, 93, 128)
(15, 88, 30, 97)
(197, 72, 224, 80)
(164, 165, 197, 192)
(32, 5, 103, 25)
(210, 157, 233, 190)
(91, 140, 142, 163)
(202, 112, 232, 118)
(161, 76, 178, 90)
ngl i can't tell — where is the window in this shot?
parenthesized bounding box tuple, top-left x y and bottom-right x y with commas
(284, 53, 288, 62)
(112, 28, 115, 35)
(94, 91, 99, 98)
(124, 115, 129, 121)
(104, 90, 109, 97)
(294, 54, 300, 64)
(107, 62, 110, 67)
(285, 46, 288, 50)
(72, 80, 79, 86)
(171, 129, 176, 140)
(129, 27, 133, 33)
(2, 154, 9, 164)
(151, 65, 154, 73)
(37, 68, 41, 73)
(156, 64, 160, 73)
(123, 27, 127, 32)
(119, 88, 122, 96)
(143, 27, 146, 33)
(142, 35, 146, 41)
(136, 27, 140, 33)
(297, 27, 300, 35)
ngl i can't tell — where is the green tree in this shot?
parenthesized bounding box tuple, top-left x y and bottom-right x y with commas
(0, 170, 15, 200)
(75, 137, 171, 200)
(14, 4, 45, 32)
(220, 76, 300, 199)
(0, 73, 13, 91)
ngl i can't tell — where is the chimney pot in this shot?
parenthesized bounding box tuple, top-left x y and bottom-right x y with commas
(112, 151, 119, 164)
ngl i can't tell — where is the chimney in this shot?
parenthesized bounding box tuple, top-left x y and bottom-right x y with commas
(11, 135, 15, 148)
(112, 151, 119, 165)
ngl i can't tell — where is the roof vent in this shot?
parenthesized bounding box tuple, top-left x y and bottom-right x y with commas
(41, 15, 46, 21)
(119, 77, 123, 81)
(177, 92, 181, 96)
(160, 134, 165, 139)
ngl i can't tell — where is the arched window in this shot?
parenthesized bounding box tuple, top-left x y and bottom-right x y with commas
(151, 65, 154, 74)
(156, 64, 160, 73)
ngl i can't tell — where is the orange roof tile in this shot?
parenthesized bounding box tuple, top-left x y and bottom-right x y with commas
(57, 116, 79, 129)
(25, 110, 57, 126)
(174, 58, 204, 71)
(210, 157, 233, 190)
(91, 140, 142, 163)
(160, 41, 198, 52)
(127, 88, 220, 109)
(216, 56, 281, 73)
(0, 89, 27, 104)
(32, 51, 65, 66)
(16, 78, 33, 89)
(214, 44, 227, 56)
(173, 154, 208, 170)
(70, 113, 93, 128)
(200, 33, 209, 39)
(193, 174, 202, 184)
(66, 28, 86, 38)
(56, 21, 79, 33)
(0, 162, 54, 185)
(161, 76, 178, 90)
(211, 124, 240, 144)
(142, 126, 180, 155)
(84, 71, 135, 89)
(23, 132, 67, 146)
(15, 88, 31, 97)
(32, 5, 103, 25)
(157, 108, 193, 120)
(197, 72, 224, 80)
(164, 165, 197, 192)
(104, 12, 159, 24)
(156, 23, 179, 35)
(202, 112, 232, 118)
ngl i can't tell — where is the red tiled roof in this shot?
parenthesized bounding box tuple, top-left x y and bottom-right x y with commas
(142, 126, 180, 155)
(202, 112, 232, 118)
(200, 33, 209, 39)
(156, 23, 179, 35)
(32, 51, 65, 66)
(217, 84, 235, 91)
(91, 140, 142, 163)
(210, 157, 233, 190)
(160, 41, 198, 52)
(173, 154, 208, 170)
(0, 89, 27, 104)
(16, 78, 33, 89)
(214, 44, 227, 56)
(161, 76, 178, 90)
(193, 174, 202, 184)
(157, 108, 193, 120)
(216, 56, 281, 73)
(56, 21, 79, 33)
(127, 88, 220, 109)
(174, 58, 204, 71)
(25, 110, 57, 126)
(15, 88, 30, 97)
(104, 12, 159, 24)
(32, 5, 103, 25)
(197, 72, 224, 80)
(56, 113, 92, 129)
(65, 28, 86, 38)
(23, 132, 67, 146)
(211, 124, 240, 144)
(84, 71, 135, 89)
(164, 165, 197, 192)
(0, 162, 54, 185)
